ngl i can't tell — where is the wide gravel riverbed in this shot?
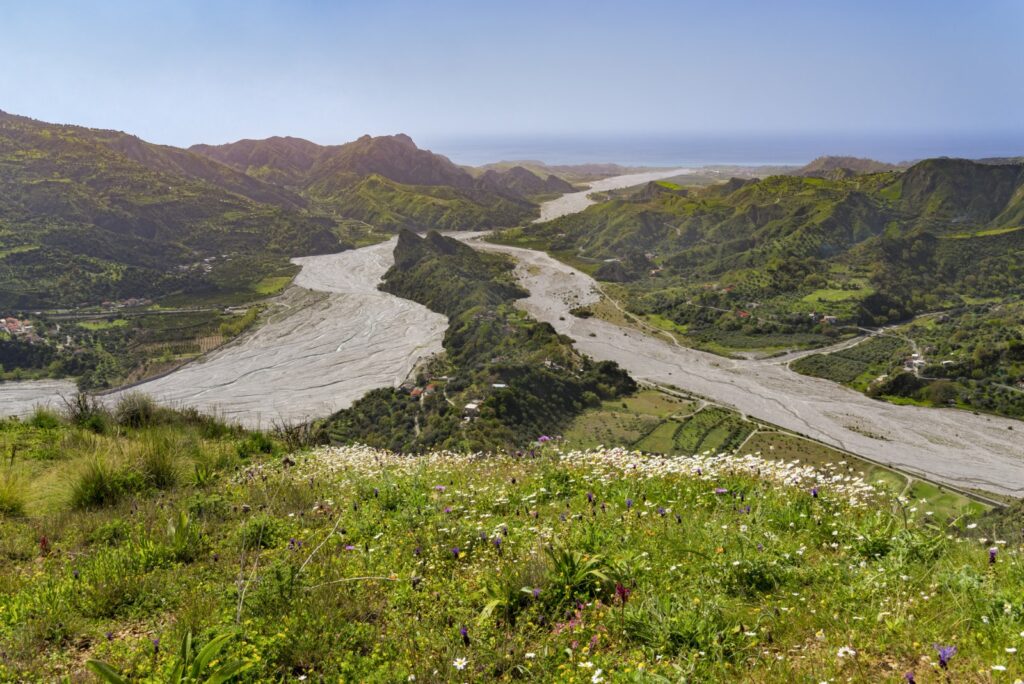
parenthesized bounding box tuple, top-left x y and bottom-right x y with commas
(107, 239, 447, 427)
(4, 170, 1022, 497)
(462, 236, 1024, 497)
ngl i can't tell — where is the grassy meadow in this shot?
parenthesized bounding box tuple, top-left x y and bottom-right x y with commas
(0, 392, 1019, 682)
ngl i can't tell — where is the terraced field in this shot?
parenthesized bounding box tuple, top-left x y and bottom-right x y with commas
(635, 406, 754, 455)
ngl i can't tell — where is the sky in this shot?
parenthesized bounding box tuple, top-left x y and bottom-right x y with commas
(1, 0, 1022, 159)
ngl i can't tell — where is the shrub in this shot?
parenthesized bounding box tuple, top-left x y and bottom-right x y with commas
(26, 407, 62, 430)
(236, 513, 283, 550)
(87, 519, 132, 546)
(61, 393, 110, 434)
(114, 392, 157, 429)
(236, 432, 277, 459)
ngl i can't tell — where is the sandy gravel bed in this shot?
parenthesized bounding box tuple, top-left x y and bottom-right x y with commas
(465, 236, 1024, 497)
(109, 239, 446, 428)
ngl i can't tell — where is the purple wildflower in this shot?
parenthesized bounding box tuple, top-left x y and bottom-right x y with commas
(344, 544, 356, 551)
(492, 535, 502, 550)
(105, 631, 114, 641)
(626, 498, 633, 510)
(934, 644, 956, 669)
(452, 546, 460, 558)
(537, 435, 552, 443)
(989, 547, 998, 564)
(151, 637, 160, 654)
(444, 506, 453, 514)
(904, 672, 915, 684)
(657, 507, 666, 517)
(532, 587, 541, 599)
(434, 485, 446, 492)
(714, 487, 728, 495)
(614, 582, 631, 604)
(810, 486, 819, 498)
(587, 491, 594, 504)
(460, 625, 470, 646)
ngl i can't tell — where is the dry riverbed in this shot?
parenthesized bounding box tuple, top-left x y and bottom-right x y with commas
(106, 239, 447, 428)
(462, 235, 1024, 497)
(5, 169, 1022, 498)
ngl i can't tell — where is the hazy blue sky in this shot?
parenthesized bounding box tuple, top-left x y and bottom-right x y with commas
(1, 0, 1022, 150)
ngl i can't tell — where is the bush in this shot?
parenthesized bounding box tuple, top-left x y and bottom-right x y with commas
(114, 392, 157, 429)
(26, 407, 62, 430)
(236, 432, 277, 459)
(61, 393, 110, 434)
(236, 513, 283, 550)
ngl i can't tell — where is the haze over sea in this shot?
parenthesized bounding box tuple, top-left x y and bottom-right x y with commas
(429, 132, 1024, 167)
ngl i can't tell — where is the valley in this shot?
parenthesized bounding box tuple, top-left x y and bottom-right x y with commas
(3, 167, 1023, 496)
(461, 234, 1024, 496)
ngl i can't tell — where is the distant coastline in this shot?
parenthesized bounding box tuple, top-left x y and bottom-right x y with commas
(427, 132, 1024, 167)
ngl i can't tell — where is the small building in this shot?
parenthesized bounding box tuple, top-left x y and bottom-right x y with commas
(463, 402, 480, 417)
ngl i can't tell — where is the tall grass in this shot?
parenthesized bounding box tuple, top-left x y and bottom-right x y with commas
(69, 457, 142, 509)
(114, 392, 156, 429)
(0, 470, 26, 517)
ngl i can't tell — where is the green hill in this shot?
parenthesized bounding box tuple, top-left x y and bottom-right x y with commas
(0, 399, 1015, 682)
(0, 112, 560, 311)
(0, 111, 344, 309)
(324, 231, 634, 451)
(191, 133, 539, 231)
(494, 157, 1024, 416)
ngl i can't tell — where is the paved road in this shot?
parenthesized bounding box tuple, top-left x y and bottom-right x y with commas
(463, 235, 1024, 497)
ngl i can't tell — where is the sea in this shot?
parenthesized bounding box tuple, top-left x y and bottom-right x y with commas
(424, 132, 1024, 168)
